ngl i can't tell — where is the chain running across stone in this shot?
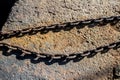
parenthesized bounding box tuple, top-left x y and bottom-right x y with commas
(0, 41, 120, 61)
(0, 16, 120, 61)
(0, 16, 120, 40)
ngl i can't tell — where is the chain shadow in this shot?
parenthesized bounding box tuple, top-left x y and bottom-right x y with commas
(38, 20, 119, 34)
(0, 0, 18, 31)
(0, 45, 83, 65)
(0, 42, 120, 65)
(0, 16, 119, 41)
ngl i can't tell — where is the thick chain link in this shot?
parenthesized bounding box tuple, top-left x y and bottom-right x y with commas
(0, 41, 120, 62)
(0, 16, 120, 41)
(0, 16, 120, 62)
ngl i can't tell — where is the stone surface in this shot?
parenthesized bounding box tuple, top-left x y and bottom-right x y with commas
(111, 21, 120, 32)
(0, 0, 120, 80)
(115, 65, 120, 77)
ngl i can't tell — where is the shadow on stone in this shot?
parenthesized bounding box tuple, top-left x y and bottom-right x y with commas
(75, 64, 117, 80)
(0, 41, 119, 65)
(113, 65, 120, 79)
(0, 16, 119, 41)
(0, 0, 18, 31)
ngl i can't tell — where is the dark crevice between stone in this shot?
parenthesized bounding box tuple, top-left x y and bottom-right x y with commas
(113, 65, 120, 79)
(0, 0, 18, 31)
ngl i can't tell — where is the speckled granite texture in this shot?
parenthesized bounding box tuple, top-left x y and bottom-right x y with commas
(0, 0, 120, 80)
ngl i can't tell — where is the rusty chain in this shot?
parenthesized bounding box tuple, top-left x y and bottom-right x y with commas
(0, 16, 120, 62)
(0, 16, 120, 41)
(0, 40, 120, 62)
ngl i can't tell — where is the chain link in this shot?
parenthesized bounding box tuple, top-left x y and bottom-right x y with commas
(0, 16, 120, 62)
(0, 16, 119, 41)
(0, 40, 120, 62)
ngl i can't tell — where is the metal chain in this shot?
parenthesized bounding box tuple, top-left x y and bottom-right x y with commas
(0, 16, 120, 62)
(0, 41, 120, 61)
(0, 16, 120, 41)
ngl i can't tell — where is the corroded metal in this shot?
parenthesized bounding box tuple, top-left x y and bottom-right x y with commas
(0, 16, 120, 62)
(0, 16, 119, 41)
(0, 40, 119, 63)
